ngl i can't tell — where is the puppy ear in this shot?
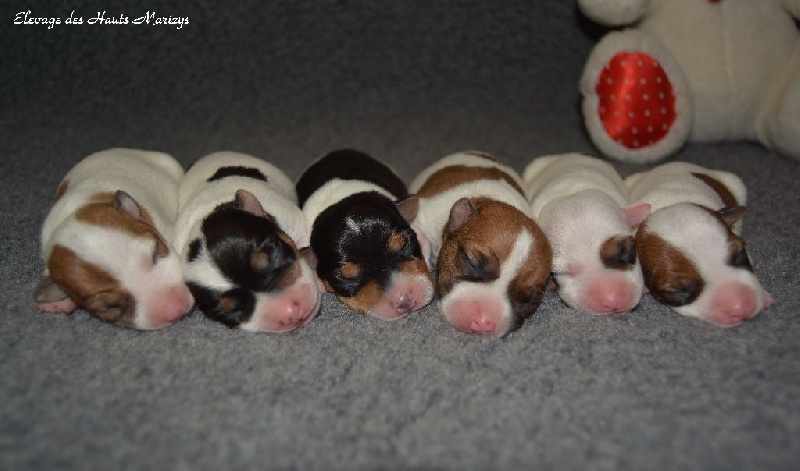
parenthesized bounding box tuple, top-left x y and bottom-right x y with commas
(114, 190, 142, 219)
(718, 206, 745, 228)
(445, 198, 477, 235)
(299, 247, 318, 271)
(622, 203, 651, 228)
(234, 189, 275, 221)
(396, 195, 420, 222)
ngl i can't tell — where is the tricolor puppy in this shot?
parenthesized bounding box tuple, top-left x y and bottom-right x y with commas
(625, 162, 772, 327)
(410, 151, 552, 336)
(174, 151, 321, 332)
(34, 148, 193, 329)
(523, 153, 651, 315)
(296, 149, 433, 320)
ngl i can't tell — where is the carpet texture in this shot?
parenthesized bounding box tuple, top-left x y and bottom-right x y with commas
(2, 1, 799, 470)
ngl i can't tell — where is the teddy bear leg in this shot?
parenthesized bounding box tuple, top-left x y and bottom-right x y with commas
(580, 30, 693, 163)
(762, 70, 800, 160)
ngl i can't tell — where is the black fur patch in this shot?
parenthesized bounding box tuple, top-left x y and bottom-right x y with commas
(296, 150, 408, 206)
(187, 238, 203, 262)
(207, 166, 268, 183)
(310, 192, 423, 298)
(186, 282, 256, 328)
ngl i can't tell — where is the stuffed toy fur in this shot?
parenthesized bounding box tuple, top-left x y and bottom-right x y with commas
(579, 0, 800, 163)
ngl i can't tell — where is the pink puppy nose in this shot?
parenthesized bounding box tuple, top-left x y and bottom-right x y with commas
(470, 315, 497, 334)
(154, 285, 193, 324)
(279, 298, 311, 327)
(587, 279, 635, 315)
(711, 283, 760, 326)
(393, 294, 417, 314)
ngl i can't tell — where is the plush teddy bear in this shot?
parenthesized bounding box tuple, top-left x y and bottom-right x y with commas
(579, 0, 800, 163)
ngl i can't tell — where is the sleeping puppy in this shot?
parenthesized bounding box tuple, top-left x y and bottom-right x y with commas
(410, 151, 552, 336)
(523, 153, 651, 315)
(296, 149, 433, 320)
(174, 151, 321, 332)
(34, 148, 193, 329)
(625, 162, 772, 326)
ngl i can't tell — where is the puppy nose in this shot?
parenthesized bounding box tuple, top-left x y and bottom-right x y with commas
(470, 315, 497, 334)
(394, 294, 416, 314)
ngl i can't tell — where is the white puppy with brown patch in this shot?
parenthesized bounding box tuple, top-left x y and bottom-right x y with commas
(523, 153, 651, 315)
(410, 151, 552, 336)
(626, 162, 773, 326)
(34, 148, 194, 329)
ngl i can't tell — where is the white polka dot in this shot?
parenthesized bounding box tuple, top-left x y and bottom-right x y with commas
(656, 77, 663, 84)
(640, 78, 647, 85)
(632, 127, 639, 135)
(662, 123, 668, 130)
(614, 111, 620, 117)
(607, 77, 614, 84)
(633, 140, 640, 147)
(625, 94, 632, 102)
(659, 92, 665, 99)
(600, 106, 606, 114)
(643, 94, 650, 101)
(610, 94, 616, 101)
(647, 125, 654, 133)
(638, 60, 644, 67)
(661, 108, 667, 114)
(628, 111, 635, 118)
(644, 109, 651, 117)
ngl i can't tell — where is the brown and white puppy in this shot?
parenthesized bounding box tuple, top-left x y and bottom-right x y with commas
(625, 162, 772, 326)
(174, 152, 321, 332)
(523, 153, 651, 315)
(297, 149, 433, 320)
(410, 151, 552, 336)
(34, 148, 194, 329)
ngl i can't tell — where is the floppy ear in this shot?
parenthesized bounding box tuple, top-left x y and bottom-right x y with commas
(114, 190, 142, 219)
(718, 206, 745, 228)
(234, 190, 275, 221)
(445, 198, 477, 236)
(396, 195, 420, 222)
(622, 203, 651, 228)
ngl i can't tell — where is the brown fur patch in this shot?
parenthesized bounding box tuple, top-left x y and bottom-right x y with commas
(337, 280, 383, 313)
(416, 165, 525, 199)
(276, 232, 303, 287)
(77, 193, 168, 257)
(340, 261, 361, 279)
(691, 173, 739, 208)
(600, 235, 636, 270)
(400, 259, 433, 282)
(55, 180, 70, 201)
(635, 225, 705, 307)
(387, 232, 406, 252)
(435, 198, 551, 308)
(47, 245, 135, 327)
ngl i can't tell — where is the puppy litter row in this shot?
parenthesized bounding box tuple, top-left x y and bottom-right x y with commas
(34, 149, 771, 335)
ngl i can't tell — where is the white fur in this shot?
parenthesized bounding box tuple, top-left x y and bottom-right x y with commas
(39, 148, 190, 329)
(523, 153, 644, 314)
(411, 152, 531, 267)
(42, 148, 184, 260)
(301, 179, 396, 232)
(626, 163, 770, 325)
(174, 151, 310, 256)
(580, 0, 800, 162)
(626, 161, 746, 232)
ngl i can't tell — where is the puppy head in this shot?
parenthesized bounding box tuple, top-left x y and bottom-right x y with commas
(184, 190, 321, 332)
(435, 198, 552, 336)
(539, 191, 649, 315)
(312, 193, 433, 320)
(636, 203, 772, 326)
(35, 191, 193, 329)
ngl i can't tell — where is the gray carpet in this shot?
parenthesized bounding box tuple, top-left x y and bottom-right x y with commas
(2, 1, 799, 470)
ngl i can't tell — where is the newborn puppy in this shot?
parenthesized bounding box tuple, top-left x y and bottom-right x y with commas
(174, 151, 321, 332)
(625, 162, 772, 326)
(410, 151, 552, 336)
(296, 149, 433, 320)
(523, 153, 651, 315)
(34, 148, 193, 329)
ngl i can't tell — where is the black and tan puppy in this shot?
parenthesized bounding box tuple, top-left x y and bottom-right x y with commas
(296, 149, 434, 320)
